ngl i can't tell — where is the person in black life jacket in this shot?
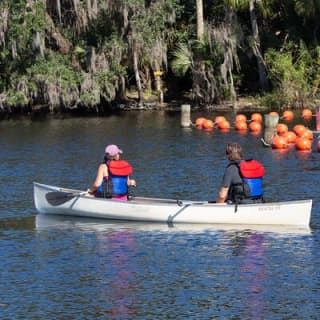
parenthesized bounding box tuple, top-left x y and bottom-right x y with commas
(216, 142, 265, 204)
(87, 144, 136, 200)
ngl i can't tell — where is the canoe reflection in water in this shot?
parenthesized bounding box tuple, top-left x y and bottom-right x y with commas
(35, 214, 311, 235)
(104, 229, 137, 318)
(241, 233, 266, 320)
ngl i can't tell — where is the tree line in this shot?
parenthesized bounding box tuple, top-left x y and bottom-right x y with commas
(0, 0, 319, 115)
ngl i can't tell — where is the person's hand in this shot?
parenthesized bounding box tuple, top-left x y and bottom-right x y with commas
(87, 188, 95, 195)
(129, 179, 136, 187)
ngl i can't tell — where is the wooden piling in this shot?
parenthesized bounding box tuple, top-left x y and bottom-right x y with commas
(264, 114, 279, 128)
(181, 104, 191, 128)
(263, 114, 279, 145)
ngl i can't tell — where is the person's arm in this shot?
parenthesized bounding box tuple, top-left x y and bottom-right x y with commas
(216, 187, 229, 203)
(216, 165, 233, 203)
(88, 164, 107, 194)
(127, 176, 136, 187)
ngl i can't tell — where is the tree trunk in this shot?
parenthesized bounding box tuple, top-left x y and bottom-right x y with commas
(132, 38, 143, 106)
(196, 0, 204, 42)
(249, 0, 268, 91)
(46, 13, 71, 54)
(56, 0, 62, 23)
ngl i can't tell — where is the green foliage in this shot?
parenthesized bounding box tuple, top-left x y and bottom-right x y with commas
(264, 43, 317, 107)
(171, 43, 192, 76)
(74, 46, 86, 56)
(2, 0, 320, 112)
(6, 89, 28, 106)
(21, 53, 82, 109)
(311, 46, 320, 95)
(225, 0, 275, 17)
(27, 54, 81, 88)
(294, 0, 320, 19)
(7, 0, 46, 55)
(80, 89, 100, 107)
(259, 90, 288, 110)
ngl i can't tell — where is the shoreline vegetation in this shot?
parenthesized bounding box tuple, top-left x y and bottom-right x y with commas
(1, 1, 320, 120)
(1, 95, 320, 121)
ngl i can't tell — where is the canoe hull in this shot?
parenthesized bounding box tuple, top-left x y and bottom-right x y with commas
(34, 182, 312, 226)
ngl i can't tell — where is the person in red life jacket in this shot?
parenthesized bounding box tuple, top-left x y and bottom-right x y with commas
(87, 144, 136, 200)
(216, 142, 265, 204)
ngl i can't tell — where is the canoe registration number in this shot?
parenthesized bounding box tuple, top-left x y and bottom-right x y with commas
(258, 206, 281, 212)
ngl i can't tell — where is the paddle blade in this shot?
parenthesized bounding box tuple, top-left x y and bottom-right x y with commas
(45, 191, 78, 206)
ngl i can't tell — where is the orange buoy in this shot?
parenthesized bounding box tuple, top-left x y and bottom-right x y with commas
(235, 114, 247, 123)
(286, 131, 297, 144)
(300, 129, 314, 141)
(282, 110, 294, 121)
(251, 113, 263, 123)
(214, 116, 227, 125)
(249, 121, 262, 132)
(276, 123, 289, 136)
(271, 135, 288, 149)
(293, 124, 307, 137)
(202, 119, 214, 130)
(296, 137, 312, 151)
(269, 111, 279, 117)
(218, 120, 231, 130)
(235, 121, 248, 131)
(195, 117, 206, 128)
(302, 108, 313, 120)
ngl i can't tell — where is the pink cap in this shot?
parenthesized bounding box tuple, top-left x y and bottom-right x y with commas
(105, 144, 123, 156)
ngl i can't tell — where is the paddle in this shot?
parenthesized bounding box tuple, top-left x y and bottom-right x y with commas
(46, 191, 87, 206)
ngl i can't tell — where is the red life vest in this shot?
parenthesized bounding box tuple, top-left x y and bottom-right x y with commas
(239, 159, 265, 178)
(108, 160, 133, 176)
(239, 159, 265, 198)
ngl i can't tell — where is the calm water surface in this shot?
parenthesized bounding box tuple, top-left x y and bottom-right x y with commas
(1, 112, 320, 319)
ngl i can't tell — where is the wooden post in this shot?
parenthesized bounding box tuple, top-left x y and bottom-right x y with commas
(264, 114, 279, 128)
(263, 114, 279, 145)
(154, 70, 163, 105)
(181, 104, 191, 128)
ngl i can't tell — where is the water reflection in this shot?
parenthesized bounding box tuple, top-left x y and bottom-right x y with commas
(35, 214, 312, 235)
(102, 230, 137, 318)
(240, 233, 266, 319)
(228, 232, 266, 318)
(0, 216, 34, 230)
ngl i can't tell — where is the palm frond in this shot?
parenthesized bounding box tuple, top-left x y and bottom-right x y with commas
(171, 43, 192, 77)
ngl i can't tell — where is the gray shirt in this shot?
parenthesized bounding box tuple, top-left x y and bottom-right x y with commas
(222, 162, 243, 188)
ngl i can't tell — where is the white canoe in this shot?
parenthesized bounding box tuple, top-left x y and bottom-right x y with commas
(33, 182, 313, 226)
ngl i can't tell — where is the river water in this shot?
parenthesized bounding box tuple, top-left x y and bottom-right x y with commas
(0, 111, 319, 319)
